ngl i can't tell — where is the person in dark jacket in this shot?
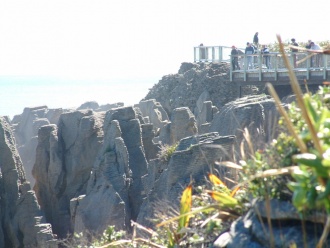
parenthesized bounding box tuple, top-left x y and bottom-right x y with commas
(245, 42, 255, 70)
(199, 43, 206, 61)
(231, 46, 240, 70)
(261, 45, 270, 69)
(253, 32, 259, 47)
(291, 38, 299, 68)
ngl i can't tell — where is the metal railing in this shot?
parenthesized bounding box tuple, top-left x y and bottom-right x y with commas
(229, 52, 330, 81)
(194, 46, 330, 81)
(194, 45, 234, 63)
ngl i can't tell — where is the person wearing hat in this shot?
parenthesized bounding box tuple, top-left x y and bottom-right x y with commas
(231, 45, 240, 70)
(291, 38, 299, 68)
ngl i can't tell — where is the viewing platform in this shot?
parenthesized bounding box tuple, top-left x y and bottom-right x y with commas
(194, 45, 330, 83)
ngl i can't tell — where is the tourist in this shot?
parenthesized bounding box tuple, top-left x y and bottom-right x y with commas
(253, 32, 259, 48)
(245, 42, 255, 70)
(261, 45, 271, 69)
(199, 43, 206, 61)
(290, 38, 299, 68)
(237, 49, 244, 70)
(231, 46, 240, 70)
(310, 42, 322, 67)
(306, 40, 313, 66)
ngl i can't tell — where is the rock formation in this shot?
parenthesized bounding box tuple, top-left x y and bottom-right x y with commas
(0, 116, 57, 248)
(32, 110, 104, 238)
(137, 133, 236, 228)
(77, 101, 124, 112)
(135, 99, 169, 132)
(210, 94, 278, 157)
(11, 106, 66, 185)
(143, 62, 259, 118)
(214, 199, 330, 247)
(158, 107, 198, 145)
(71, 106, 151, 236)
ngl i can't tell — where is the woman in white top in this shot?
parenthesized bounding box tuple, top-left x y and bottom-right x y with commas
(310, 42, 322, 67)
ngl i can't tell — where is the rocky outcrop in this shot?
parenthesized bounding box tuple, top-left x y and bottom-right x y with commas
(11, 106, 67, 185)
(32, 110, 104, 238)
(0, 116, 57, 248)
(135, 99, 169, 132)
(158, 107, 198, 145)
(77, 101, 124, 112)
(137, 132, 236, 228)
(143, 62, 260, 118)
(214, 199, 330, 247)
(71, 106, 151, 236)
(210, 95, 278, 156)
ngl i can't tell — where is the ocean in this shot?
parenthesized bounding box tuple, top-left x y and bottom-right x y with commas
(0, 76, 156, 119)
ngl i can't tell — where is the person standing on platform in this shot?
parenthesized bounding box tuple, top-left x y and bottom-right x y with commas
(245, 42, 255, 70)
(310, 42, 322, 67)
(261, 45, 270, 69)
(290, 38, 299, 68)
(231, 46, 240, 70)
(199, 43, 206, 61)
(253, 32, 259, 48)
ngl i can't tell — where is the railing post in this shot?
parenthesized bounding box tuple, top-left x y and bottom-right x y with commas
(306, 52, 310, 80)
(194, 47, 197, 62)
(219, 47, 223, 62)
(244, 54, 247, 81)
(258, 53, 262, 81)
(323, 54, 327, 80)
(212, 47, 215, 62)
(274, 53, 278, 81)
(230, 55, 233, 81)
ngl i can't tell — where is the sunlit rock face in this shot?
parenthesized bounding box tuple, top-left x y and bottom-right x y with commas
(11, 106, 66, 186)
(0, 116, 57, 248)
(33, 110, 105, 238)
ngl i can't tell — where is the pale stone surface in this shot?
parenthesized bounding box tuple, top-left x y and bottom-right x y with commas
(159, 107, 198, 145)
(0, 116, 57, 248)
(33, 110, 104, 238)
(11, 106, 66, 185)
(136, 99, 169, 131)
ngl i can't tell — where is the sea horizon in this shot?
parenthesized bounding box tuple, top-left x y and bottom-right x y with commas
(0, 75, 157, 119)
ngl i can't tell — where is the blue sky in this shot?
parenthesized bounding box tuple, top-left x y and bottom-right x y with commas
(0, 0, 328, 117)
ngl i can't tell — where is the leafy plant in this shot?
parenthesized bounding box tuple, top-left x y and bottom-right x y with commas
(157, 173, 241, 247)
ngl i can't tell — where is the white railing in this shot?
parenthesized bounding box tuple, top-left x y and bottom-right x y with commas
(229, 52, 330, 81)
(194, 45, 235, 62)
(194, 46, 330, 81)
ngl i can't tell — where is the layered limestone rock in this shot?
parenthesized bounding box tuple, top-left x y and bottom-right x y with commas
(11, 106, 66, 185)
(71, 106, 151, 236)
(158, 107, 198, 145)
(210, 94, 278, 156)
(137, 132, 236, 228)
(143, 62, 261, 117)
(214, 199, 330, 247)
(135, 99, 169, 132)
(77, 101, 124, 112)
(194, 90, 219, 133)
(0, 116, 57, 248)
(32, 110, 104, 238)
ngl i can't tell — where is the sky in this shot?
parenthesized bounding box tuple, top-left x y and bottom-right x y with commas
(0, 0, 329, 117)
